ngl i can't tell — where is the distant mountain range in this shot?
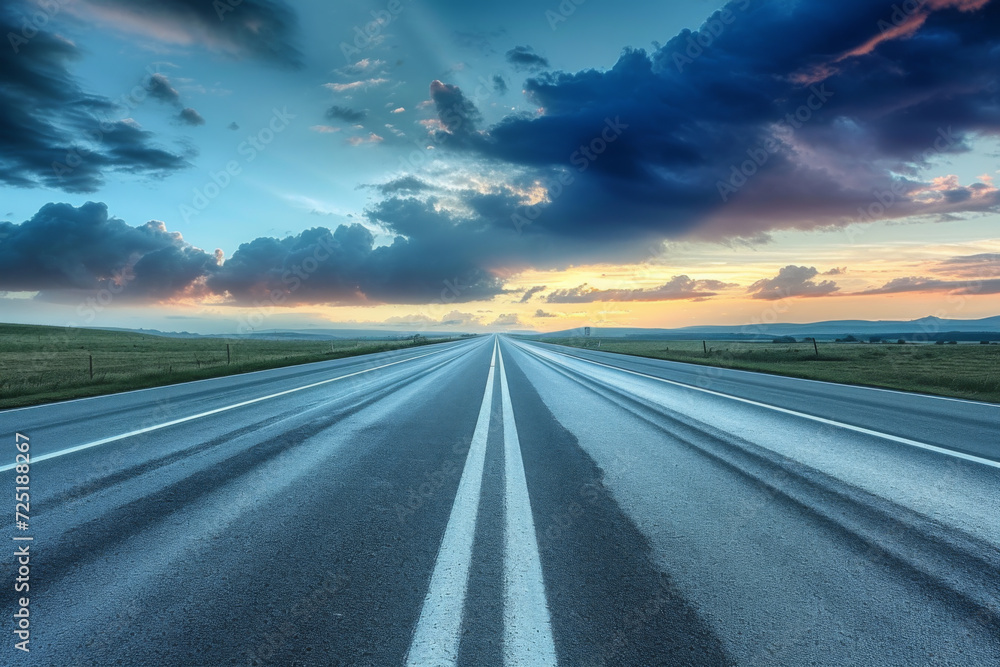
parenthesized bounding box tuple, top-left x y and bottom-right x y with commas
(533, 316, 1000, 341)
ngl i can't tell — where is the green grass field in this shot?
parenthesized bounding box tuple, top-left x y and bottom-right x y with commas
(542, 338, 1000, 403)
(0, 323, 458, 409)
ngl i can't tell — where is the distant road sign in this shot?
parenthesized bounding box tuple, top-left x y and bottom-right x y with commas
(584, 327, 591, 337)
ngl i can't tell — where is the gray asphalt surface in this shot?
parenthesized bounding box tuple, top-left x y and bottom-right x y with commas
(1, 335, 998, 666)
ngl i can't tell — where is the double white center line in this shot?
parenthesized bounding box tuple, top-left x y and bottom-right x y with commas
(406, 338, 557, 666)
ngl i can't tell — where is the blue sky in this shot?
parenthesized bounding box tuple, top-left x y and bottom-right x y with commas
(2, 0, 726, 250)
(0, 0, 998, 333)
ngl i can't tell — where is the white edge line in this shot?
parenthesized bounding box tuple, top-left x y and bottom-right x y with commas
(497, 342, 558, 665)
(0, 347, 454, 473)
(529, 340, 1000, 408)
(515, 340, 1000, 471)
(0, 337, 476, 415)
(405, 337, 498, 666)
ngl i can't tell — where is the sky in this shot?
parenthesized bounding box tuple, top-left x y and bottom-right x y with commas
(0, 0, 998, 334)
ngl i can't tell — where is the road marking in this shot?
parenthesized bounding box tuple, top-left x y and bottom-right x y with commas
(516, 340, 1000, 471)
(497, 344, 559, 665)
(406, 338, 498, 666)
(534, 341, 1000, 408)
(0, 348, 451, 473)
(0, 339, 475, 414)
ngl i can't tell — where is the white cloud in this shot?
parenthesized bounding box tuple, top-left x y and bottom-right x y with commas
(346, 133, 384, 146)
(324, 78, 389, 93)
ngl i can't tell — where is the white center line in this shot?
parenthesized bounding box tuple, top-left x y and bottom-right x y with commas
(497, 343, 558, 666)
(406, 338, 498, 666)
(0, 348, 448, 473)
(515, 340, 1000, 471)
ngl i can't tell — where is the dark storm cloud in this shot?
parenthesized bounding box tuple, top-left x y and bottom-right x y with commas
(100, 121, 191, 173)
(857, 276, 1000, 296)
(208, 223, 507, 305)
(0, 202, 508, 306)
(519, 285, 546, 303)
(361, 191, 636, 277)
(146, 73, 204, 127)
(365, 191, 640, 293)
(505, 46, 550, 72)
(428, 0, 1000, 249)
(206, 227, 370, 304)
(366, 187, 669, 277)
(0, 5, 190, 193)
(547, 275, 734, 303)
(747, 266, 840, 300)
(178, 108, 206, 126)
(934, 253, 1000, 278)
(366, 196, 446, 238)
(429, 80, 482, 139)
(374, 176, 434, 195)
(126, 244, 218, 299)
(0, 202, 217, 300)
(326, 105, 367, 123)
(147, 73, 181, 104)
(77, 0, 302, 67)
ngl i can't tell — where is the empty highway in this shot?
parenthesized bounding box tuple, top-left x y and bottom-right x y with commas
(2, 335, 999, 666)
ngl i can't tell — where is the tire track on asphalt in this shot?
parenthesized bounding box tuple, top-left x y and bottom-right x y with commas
(498, 340, 730, 666)
(512, 340, 1000, 631)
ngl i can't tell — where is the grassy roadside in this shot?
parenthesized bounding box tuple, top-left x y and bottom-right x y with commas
(0, 323, 463, 410)
(537, 337, 1000, 404)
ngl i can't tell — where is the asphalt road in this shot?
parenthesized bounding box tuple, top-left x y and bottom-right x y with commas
(1, 335, 998, 666)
